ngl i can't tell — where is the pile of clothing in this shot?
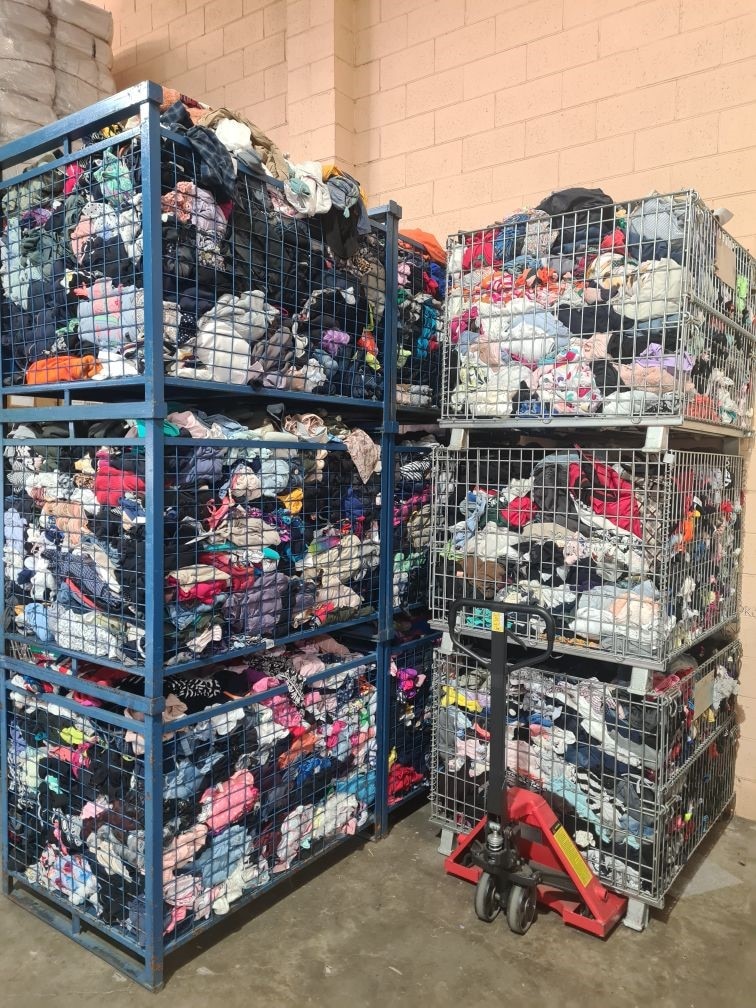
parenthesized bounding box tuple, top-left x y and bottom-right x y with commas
(433, 641, 739, 896)
(434, 448, 742, 659)
(396, 241, 444, 409)
(0, 96, 386, 399)
(445, 188, 754, 425)
(7, 636, 377, 939)
(392, 441, 436, 611)
(387, 638, 435, 805)
(4, 408, 385, 667)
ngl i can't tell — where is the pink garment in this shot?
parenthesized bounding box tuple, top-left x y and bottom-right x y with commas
(162, 823, 209, 874)
(267, 694, 303, 729)
(321, 329, 351, 354)
(64, 163, 85, 195)
(160, 181, 227, 238)
(289, 655, 325, 677)
(450, 307, 479, 344)
(325, 720, 347, 750)
(167, 410, 214, 438)
(69, 215, 97, 263)
(199, 770, 259, 833)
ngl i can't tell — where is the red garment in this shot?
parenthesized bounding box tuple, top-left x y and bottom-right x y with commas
(388, 763, 425, 800)
(500, 495, 537, 529)
(600, 228, 626, 252)
(423, 272, 440, 298)
(64, 163, 85, 195)
(687, 394, 719, 422)
(94, 462, 145, 507)
(462, 230, 497, 271)
(167, 579, 228, 605)
(199, 553, 258, 592)
(62, 578, 102, 612)
(569, 457, 643, 538)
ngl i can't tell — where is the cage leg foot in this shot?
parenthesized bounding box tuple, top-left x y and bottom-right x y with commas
(439, 632, 454, 655)
(449, 428, 468, 450)
(629, 666, 652, 695)
(622, 898, 650, 932)
(642, 426, 668, 453)
(438, 827, 456, 857)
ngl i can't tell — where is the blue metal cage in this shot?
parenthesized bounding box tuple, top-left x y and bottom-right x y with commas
(0, 82, 396, 413)
(0, 82, 415, 988)
(2, 647, 378, 988)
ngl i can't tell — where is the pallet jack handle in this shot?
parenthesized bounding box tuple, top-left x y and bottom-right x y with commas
(448, 600, 556, 819)
(448, 599, 556, 672)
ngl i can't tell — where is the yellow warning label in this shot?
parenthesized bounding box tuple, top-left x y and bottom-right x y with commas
(491, 612, 505, 633)
(551, 825, 593, 889)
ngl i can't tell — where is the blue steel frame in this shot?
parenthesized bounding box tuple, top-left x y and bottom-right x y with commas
(0, 83, 405, 989)
(387, 632, 440, 814)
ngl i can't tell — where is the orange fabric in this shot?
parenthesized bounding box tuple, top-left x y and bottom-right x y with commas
(278, 730, 318, 769)
(400, 228, 446, 266)
(26, 355, 102, 385)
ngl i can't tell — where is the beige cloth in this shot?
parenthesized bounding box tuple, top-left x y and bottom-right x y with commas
(197, 107, 290, 182)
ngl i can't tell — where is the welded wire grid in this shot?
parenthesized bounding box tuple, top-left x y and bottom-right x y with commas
(388, 636, 438, 809)
(396, 237, 443, 410)
(430, 447, 743, 666)
(393, 443, 436, 613)
(430, 640, 739, 903)
(3, 418, 385, 673)
(1, 97, 389, 406)
(4, 652, 377, 951)
(441, 190, 756, 429)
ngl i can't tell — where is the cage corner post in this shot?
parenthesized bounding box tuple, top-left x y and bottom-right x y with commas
(373, 199, 402, 838)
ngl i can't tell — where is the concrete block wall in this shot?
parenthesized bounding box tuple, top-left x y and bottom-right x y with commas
(98, 0, 355, 164)
(98, 0, 756, 816)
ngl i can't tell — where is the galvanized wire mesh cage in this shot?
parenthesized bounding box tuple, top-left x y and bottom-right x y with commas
(430, 447, 742, 667)
(430, 639, 739, 903)
(3, 647, 377, 965)
(442, 190, 756, 430)
(388, 634, 438, 810)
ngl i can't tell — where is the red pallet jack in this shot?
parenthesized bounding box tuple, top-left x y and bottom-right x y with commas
(444, 600, 628, 938)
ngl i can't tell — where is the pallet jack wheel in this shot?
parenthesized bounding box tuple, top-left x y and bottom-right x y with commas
(474, 872, 501, 923)
(506, 884, 537, 935)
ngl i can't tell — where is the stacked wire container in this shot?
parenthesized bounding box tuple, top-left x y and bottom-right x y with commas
(430, 188, 756, 926)
(0, 82, 410, 988)
(382, 234, 444, 809)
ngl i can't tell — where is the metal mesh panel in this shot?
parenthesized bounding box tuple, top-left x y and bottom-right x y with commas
(388, 635, 438, 810)
(1, 112, 389, 406)
(430, 640, 739, 902)
(441, 190, 756, 430)
(3, 416, 384, 673)
(396, 238, 443, 410)
(430, 447, 742, 666)
(4, 647, 377, 951)
(392, 443, 436, 613)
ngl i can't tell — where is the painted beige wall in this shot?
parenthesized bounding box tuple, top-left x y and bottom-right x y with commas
(98, 0, 756, 815)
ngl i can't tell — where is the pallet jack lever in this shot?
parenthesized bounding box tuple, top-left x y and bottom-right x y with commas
(448, 598, 556, 673)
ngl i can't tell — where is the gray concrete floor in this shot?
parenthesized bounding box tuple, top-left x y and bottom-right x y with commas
(1, 806, 754, 1008)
